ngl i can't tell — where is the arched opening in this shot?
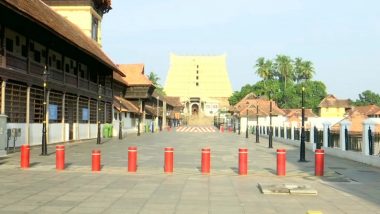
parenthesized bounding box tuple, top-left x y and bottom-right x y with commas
(191, 104, 199, 116)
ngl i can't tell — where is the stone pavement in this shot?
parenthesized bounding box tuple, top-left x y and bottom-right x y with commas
(0, 128, 379, 214)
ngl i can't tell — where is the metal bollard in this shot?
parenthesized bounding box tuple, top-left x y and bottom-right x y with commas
(128, 146, 137, 172)
(315, 149, 324, 176)
(92, 150, 101, 171)
(20, 144, 30, 169)
(164, 147, 174, 173)
(238, 148, 248, 175)
(276, 149, 286, 176)
(201, 148, 211, 174)
(56, 145, 65, 170)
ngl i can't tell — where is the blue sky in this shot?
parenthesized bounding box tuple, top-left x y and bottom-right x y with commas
(102, 0, 380, 99)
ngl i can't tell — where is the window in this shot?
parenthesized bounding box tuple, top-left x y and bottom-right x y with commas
(196, 82, 199, 86)
(90, 99, 97, 123)
(49, 90, 63, 123)
(196, 76, 199, 80)
(92, 17, 98, 41)
(5, 38, 13, 52)
(78, 96, 89, 123)
(5, 81, 27, 123)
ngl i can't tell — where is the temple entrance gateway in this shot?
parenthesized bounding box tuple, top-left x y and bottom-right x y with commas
(191, 104, 199, 115)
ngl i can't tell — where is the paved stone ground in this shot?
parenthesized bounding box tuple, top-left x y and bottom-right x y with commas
(0, 128, 379, 213)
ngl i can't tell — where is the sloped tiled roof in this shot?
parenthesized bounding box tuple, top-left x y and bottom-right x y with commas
(165, 96, 182, 107)
(113, 96, 139, 113)
(1, 0, 124, 76)
(283, 109, 317, 118)
(318, 94, 350, 108)
(114, 64, 152, 86)
(350, 105, 380, 116)
(235, 98, 285, 116)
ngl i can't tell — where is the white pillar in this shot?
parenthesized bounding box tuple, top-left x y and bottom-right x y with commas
(25, 86, 30, 145)
(310, 122, 315, 151)
(323, 122, 331, 148)
(339, 120, 351, 151)
(163, 101, 167, 128)
(284, 122, 288, 139)
(76, 96, 79, 140)
(362, 119, 376, 155)
(88, 98, 90, 139)
(291, 122, 296, 140)
(1, 80, 5, 114)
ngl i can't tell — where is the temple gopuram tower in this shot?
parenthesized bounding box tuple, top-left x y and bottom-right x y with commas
(164, 53, 233, 124)
(42, 0, 112, 46)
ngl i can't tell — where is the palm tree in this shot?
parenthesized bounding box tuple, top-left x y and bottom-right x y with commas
(148, 72, 160, 86)
(274, 55, 293, 90)
(294, 58, 314, 83)
(255, 57, 274, 81)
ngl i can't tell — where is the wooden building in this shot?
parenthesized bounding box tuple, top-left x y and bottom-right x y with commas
(0, 0, 123, 148)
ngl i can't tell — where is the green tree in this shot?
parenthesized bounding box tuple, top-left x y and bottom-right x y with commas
(274, 55, 293, 90)
(255, 57, 274, 82)
(294, 58, 315, 83)
(148, 72, 166, 95)
(353, 90, 380, 106)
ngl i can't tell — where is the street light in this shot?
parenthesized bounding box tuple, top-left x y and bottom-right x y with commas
(156, 96, 159, 133)
(299, 86, 307, 162)
(137, 99, 141, 136)
(246, 101, 249, 139)
(97, 84, 102, 144)
(41, 65, 49, 156)
(268, 91, 273, 148)
(256, 100, 260, 143)
(118, 92, 123, 140)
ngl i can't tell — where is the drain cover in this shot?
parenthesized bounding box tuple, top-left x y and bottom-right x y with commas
(258, 183, 317, 195)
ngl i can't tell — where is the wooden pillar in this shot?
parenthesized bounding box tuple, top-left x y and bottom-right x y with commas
(25, 85, 30, 145)
(62, 93, 65, 142)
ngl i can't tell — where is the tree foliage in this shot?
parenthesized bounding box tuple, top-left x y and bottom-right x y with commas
(148, 72, 166, 95)
(230, 55, 325, 113)
(353, 90, 380, 106)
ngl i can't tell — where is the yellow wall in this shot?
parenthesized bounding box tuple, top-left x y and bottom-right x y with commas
(320, 107, 346, 118)
(50, 6, 102, 46)
(164, 54, 233, 100)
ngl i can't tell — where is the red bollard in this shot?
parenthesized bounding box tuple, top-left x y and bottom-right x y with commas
(20, 144, 30, 169)
(315, 149, 325, 176)
(238, 148, 248, 175)
(92, 150, 101, 171)
(128, 146, 137, 172)
(164, 147, 174, 173)
(201, 148, 211, 174)
(276, 149, 286, 176)
(56, 145, 65, 170)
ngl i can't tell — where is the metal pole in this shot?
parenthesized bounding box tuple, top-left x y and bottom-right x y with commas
(118, 93, 122, 140)
(245, 109, 248, 139)
(256, 104, 259, 143)
(238, 115, 240, 135)
(97, 85, 101, 144)
(269, 95, 273, 148)
(299, 87, 306, 162)
(41, 66, 48, 155)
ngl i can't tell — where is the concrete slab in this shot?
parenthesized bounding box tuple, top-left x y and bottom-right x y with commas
(258, 183, 318, 195)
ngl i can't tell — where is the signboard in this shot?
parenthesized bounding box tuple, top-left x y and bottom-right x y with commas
(49, 104, 58, 120)
(82, 108, 89, 121)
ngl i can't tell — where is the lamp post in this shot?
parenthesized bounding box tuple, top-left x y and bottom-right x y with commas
(156, 96, 159, 133)
(97, 84, 102, 144)
(41, 66, 49, 156)
(299, 87, 307, 162)
(238, 113, 241, 135)
(268, 92, 273, 148)
(137, 99, 141, 136)
(118, 92, 122, 140)
(246, 101, 249, 139)
(256, 101, 259, 143)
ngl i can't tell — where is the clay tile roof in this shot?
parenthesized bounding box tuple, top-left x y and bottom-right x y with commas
(282, 109, 317, 118)
(350, 105, 380, 116)
(2, 0, 124, 77)
(165, 96, 182, 107)
(318, 94, 350, 108)
(113, 96, 139, 113)
(114, 64, 153, 86)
